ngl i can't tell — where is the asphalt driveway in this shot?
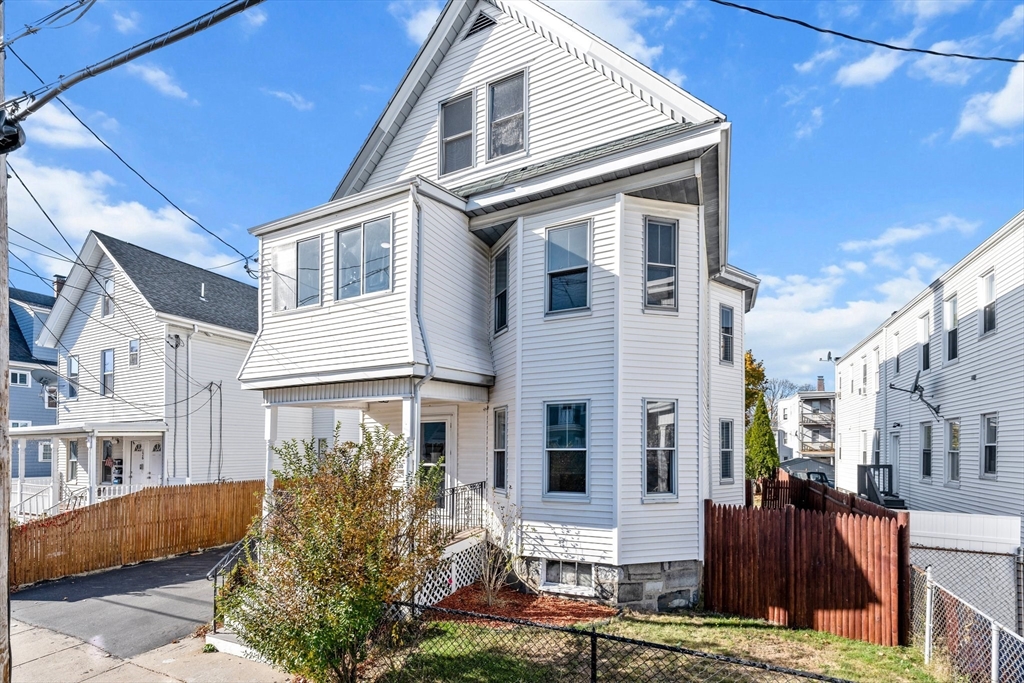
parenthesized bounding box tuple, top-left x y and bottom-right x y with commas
(11, 549, 227, 659)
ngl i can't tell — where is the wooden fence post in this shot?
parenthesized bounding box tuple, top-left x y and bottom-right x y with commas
(897, 510, 910, 646)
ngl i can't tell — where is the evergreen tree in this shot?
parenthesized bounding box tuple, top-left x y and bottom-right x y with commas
(745, 393, 779, 480)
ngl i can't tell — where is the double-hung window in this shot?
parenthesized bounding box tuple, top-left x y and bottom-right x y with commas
(873, 349, 880, 392)
(545, 402, 587, 495)
(860, 430, 867, 463)
(488, 72, 525, 159)
(546, 222, 589, 313)
(982, 414, 997, 476)
(10, 371, 28, 387)
(44, 385, 58, 409)
(894, 334, 901, 374)
(720, 307, 735, 362)
(861, 362, 867, 395)
(337, 217, 392, 300)
(100, 349, 114, 397)
(981, 272, 996, 334)
(68, 441, 79, 480)
(947, 419, 960, 482)
(494, 248, 509, 333)
(945, 296, 958, 362)
(40, 442, 52, 463)
(645, 218, 677, 309)
(493, 407, 507, 491)
(720, 420, 734, 481)
(872, 429, 880, 464)
(296, 237, 321, 307)
(644, 400, 676, 495)
(919, 313, 931, 371)
(920, 424, 932, 478)
(67, 356, 79, 400)
(129, 339, 140, 367)
(102, 278, 114, 317)
(441, 93, 473, 174)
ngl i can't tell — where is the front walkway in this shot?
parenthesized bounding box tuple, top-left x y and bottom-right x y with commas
(12, 620, 287, 682)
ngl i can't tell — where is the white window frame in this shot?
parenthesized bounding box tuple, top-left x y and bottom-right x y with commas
(10, 370, 29, 387)
(919, 312, 931, 372)
(981, 414, 997, 478)
(944, 295, 959, 364)
(544, 220, 592, 316)
(335, 215, 394, 302)
(893, 333, 900, 375)
(860, 430, 867, 464)
(493, 247, 509, 334)
(720, 419, 735, 483)
(486, 69, 528, 162)
(100, 348, 114, 397)
(10, 420, 31, 428)
(296, 235, 322, 308)
(44, 384, 58, 410)
(101, 278, 115, 318)
(720, 305, 735, 363)
(643, 216, 678, 312)
(68, 440, 79, 481)
(67, 355, 79, 400)
(920, 423, 932, 480)
(980, 270, 996, 336)
(542, 559, 594, 595)
(946, 419, 960, 484)
(643, 399, 677, 498)
(439, 91, 475, 176)
(39, 441, 53, 463)
(493, 406, 507, 492)
(860, 359, 867, 395)
(128, 339, 140, 368)
(543, 400, 589, 500)
(873, 348, 880, 393)
(872, 429, 880, 464)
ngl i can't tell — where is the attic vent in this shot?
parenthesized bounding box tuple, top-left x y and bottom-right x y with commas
(464, 12, 496, 39)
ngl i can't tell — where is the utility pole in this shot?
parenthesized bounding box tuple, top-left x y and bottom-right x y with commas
(0, 0, 11, 679)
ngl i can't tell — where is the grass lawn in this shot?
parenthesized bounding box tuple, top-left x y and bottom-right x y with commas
(599, 611, 937, 683)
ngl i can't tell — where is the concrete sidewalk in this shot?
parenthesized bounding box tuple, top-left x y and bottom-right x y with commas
(12, 619, 289, 683)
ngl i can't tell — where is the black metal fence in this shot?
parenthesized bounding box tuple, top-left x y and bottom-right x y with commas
(433, 481, 484, 540)
(362, 603, 854, 682)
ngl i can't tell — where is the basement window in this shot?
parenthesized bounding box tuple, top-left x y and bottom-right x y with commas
(545, 560, 593, 589)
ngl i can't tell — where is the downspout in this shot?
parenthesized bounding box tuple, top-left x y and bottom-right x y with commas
(410, 182, 435, 472)
(186, 324, 198, 483)
(169, 334, 182, 479)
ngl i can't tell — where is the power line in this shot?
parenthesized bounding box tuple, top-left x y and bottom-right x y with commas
(6, 44, 258, 275)
(1, 0, 96, 49)
(707, 0, 1024, 64)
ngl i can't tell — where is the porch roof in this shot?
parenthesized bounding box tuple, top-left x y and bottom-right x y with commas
(10, 421, 167, 439)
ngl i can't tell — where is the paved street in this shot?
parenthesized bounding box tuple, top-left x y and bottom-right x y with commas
(12, 550, 224, 659)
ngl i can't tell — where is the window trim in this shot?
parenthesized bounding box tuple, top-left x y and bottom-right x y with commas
(873, 348, 880, 393)
(920, 423, 932, 480)
(100, 348, 115, 397)
(919, 312, 932, 373)
(128, 339, 141, 368)
(493, 247, 509, 335)
(68, 440, 79, 481)
(101, 278, 115, 318)
(486, 68, 528, 163)
(642, 215, 679, 313)
(438, 90, 476, 177)
(296, 234, 322, 308)
(718, 304, 735, 363)
(493, 406, 508, 492)
(44, 384, 58, 410)
(10, 420, 32, 428)
(944, 294, 959, 365)
(893, 333, 901, 375)
(720, 419, 735, 484)
(39, 441, 53, 464)
(946, 418, 961, 485)
(979, 270, 996, 337)
(542, 400, 590, 500)
(334, 214, 395, 302)
(642, 398, 678, 499)
(67, 355, 79, 401)
(981, 413, 997, 478)
(10, 370, 30, 388)
(544, 220, 592, 317)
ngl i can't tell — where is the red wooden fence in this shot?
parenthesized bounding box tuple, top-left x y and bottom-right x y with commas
(704, 498, 910, 646)
(760, 471, 896, 519)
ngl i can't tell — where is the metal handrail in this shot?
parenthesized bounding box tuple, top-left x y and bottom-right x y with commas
(11, 486, 50, 517)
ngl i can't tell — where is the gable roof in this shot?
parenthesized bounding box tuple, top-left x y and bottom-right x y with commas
(9, 287, 57, 365)
(331, 0, 724, 201)
(11, 287, 56, 309)
(9, 306, 37, 364)
(93, 233, 258, 334)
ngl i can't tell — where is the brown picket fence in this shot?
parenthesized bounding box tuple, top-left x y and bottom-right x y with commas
(761, 470, 896, 519)
(10, 480, 264, 588)
(704, 498, 911, 646)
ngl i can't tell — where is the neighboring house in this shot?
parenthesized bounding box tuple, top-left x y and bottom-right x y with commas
(239, 0, 758, 610)
(777, 379, 835, 465)
(9, 287, 59, 478)
(780, 457, 835, 488)
(10, 232, 322, 506)
(835, 210, 1023, 542)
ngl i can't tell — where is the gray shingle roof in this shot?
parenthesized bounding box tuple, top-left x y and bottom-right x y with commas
(11, 287, 56, 308)
(94, 233, 258, 335)
(9, 307, 36, 364)
(450, 122, 697, 197)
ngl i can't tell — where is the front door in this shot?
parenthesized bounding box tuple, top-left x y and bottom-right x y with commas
(890, 433, 901, 495)
(420, 421, 449, 490)
(147, 441, 164, 485)
(128, 440, 146, 486)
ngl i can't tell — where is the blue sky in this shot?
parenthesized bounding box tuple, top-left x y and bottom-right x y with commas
(7, 0, 1023, 386)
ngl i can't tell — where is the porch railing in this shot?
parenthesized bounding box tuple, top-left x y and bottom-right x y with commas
(11, 487, 52, 520)
(857, 464, 894, 501)
(433, 481, 485, 541)
(96, 484, 147, 499)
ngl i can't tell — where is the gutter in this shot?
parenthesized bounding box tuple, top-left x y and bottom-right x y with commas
(410, 182, 435, 468)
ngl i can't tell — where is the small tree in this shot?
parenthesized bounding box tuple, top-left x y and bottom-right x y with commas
(744, 351, 766, 426)
(220, 426, 445, 683)
(745, 394, 779, 481)
(479, 493, 525, 607)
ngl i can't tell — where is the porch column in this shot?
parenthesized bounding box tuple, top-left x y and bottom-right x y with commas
(401, 396, 417, 480)
(264, 405, 278, 495)
(87, 435, 96, 505)
(50, 439, 59, 508)
(17, 438, 26, 510)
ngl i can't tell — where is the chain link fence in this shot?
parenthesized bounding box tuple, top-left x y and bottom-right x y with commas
(911, 544, 1022, 635)
(362, 602, 853, 683)
(910, 566, 1024, 682)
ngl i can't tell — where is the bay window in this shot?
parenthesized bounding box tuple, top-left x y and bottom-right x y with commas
(337, 217, 392, 300)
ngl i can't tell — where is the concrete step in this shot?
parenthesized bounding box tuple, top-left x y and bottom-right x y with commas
(205, 630, 264, 663)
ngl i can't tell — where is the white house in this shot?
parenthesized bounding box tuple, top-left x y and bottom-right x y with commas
(776, 381, 835, 465)
(10, 232, 321, 510)
(835, 210, 1023, 542)
(238, 0, 758, 610)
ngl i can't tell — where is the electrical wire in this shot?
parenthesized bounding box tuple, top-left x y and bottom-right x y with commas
(706, 0, 1024, 64)
(6, 44, 258, 277)
(1, 0, 97, 49)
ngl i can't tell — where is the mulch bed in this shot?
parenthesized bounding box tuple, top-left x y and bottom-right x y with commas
(431, 583, 618, 627)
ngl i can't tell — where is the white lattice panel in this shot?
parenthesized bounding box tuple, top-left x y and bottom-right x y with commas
(415, 539, 484, 605)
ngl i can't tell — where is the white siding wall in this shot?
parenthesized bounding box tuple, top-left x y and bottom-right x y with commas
(486, 226, 518, 507)
(362, 8, 674, 193)
(836, 216, 1024, 542)
(617, 198, 702, 564)
(708, 281, 746, 507)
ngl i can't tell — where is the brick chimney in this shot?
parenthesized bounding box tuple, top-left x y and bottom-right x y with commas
(53, 274, 66, 298)
(817, 376, 825, 392)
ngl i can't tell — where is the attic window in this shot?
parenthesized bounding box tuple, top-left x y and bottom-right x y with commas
(464, 12, 496, 39)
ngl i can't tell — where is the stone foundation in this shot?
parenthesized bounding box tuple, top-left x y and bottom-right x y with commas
(522, 558, 702, 612)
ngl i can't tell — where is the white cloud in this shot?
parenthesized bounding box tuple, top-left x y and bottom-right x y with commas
(794, 48, 840, 74)
(663, 68, 686, 86)
(8, 157, 244, 280)
(543, 0, 666, 64)
(872, 249, 902, 269)
(994, 5, 1024, 40)
(112, 11, 140, 34)
(954, 60, 1024, 142)
(242, 7, 267, 32)
(23, 105, 102, 150)
(899, 0, 973, 23)
(125, 63, 190, 100)
(844, 261, 867, 274)
(795, 106, 824, 139)
(840, 215, 979, 251)
(387, 1, 443, 44)
(835, 50, 905, 87)
(262, 89, 314, 111)
(910, 40, 977, 85)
